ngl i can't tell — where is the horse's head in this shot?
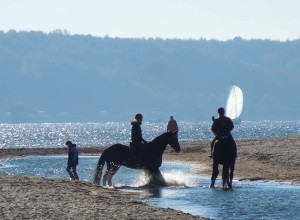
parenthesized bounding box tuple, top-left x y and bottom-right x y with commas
(166, 132, 181, 153)
(149, 132, 181, 154)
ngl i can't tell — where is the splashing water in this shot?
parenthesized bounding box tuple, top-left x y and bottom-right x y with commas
(163, 170, 197, 187)
(115, 172, 150, 188)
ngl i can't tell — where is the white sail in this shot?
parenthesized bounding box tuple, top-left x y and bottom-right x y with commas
(226, 84, 243, 120)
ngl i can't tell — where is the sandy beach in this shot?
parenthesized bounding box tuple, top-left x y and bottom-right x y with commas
(0, 136, 299, 219)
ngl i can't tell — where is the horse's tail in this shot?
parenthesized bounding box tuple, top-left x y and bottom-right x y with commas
(93, 151, 106, 186)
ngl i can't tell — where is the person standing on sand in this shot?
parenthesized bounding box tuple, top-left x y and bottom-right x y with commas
(209, 107, 237, 158)
(65, 141, 79, 180)
(167, 116, 179, 135)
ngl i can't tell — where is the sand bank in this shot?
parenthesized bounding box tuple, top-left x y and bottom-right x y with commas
(0, 135, 299, 219)
(173, 136, 300, 184)
(0, 174, 205, 219)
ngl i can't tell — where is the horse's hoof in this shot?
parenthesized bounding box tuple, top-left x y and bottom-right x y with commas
(210, 184, 215, 188)
(93, 181, 100, 186)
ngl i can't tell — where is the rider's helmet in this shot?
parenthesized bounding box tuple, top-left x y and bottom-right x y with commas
(135, 113, 143, 120)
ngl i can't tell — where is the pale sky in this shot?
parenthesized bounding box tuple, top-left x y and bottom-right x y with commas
(1, 0, 300, 41)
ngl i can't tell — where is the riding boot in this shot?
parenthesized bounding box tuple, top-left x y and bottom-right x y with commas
(209, 136, 218, 158)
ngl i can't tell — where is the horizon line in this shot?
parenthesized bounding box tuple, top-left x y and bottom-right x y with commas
(1, 29, 299, 43)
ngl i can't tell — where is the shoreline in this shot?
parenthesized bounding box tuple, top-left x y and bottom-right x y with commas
(1, 135, 299, 184)
(0, 174, 205, 220)
(0, 146, 207, 220)
(0, 136, 299, 219)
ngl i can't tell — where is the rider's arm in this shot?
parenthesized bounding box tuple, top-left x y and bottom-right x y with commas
(228, 118, 234, 132)
(211, 120, 219, 135)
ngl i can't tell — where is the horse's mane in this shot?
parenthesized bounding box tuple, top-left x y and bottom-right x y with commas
(148, 132, 169, 144)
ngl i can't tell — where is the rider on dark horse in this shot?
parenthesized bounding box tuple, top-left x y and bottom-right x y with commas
(130, 113, 148, 161)
(209, 107, 237, 158)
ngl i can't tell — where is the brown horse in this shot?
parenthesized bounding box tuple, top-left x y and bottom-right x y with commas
(210, 136, 236, 189)
(93, 132, 181, 187)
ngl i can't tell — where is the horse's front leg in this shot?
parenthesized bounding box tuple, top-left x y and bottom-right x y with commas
(145, 168, 167, 186)
(222, 163, 230, 188)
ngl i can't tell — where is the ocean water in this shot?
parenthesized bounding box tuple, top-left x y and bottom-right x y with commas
(1, 121, 300, 219)
(0, 156, 299, 220)
(0, 120, 300, 149)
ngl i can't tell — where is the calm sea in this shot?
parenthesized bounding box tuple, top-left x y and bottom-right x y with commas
(0, 121, 300, 149)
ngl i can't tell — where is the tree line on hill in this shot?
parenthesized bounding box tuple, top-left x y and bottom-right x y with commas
(0, 30, 300, 122)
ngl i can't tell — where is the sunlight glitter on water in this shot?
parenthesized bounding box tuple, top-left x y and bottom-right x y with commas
(1, 121, 300, 149)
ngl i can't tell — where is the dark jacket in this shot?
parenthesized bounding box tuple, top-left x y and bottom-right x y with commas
(68, 144, 79, 165)
(131, 121, 147, 148)
(211, 115, 237, 157)
(211, 115, 234, 137)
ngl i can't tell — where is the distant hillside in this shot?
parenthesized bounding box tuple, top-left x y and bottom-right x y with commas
(1, 30, 300, 123)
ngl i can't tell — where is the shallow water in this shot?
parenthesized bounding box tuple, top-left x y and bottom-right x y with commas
(0, 156, 299, 220)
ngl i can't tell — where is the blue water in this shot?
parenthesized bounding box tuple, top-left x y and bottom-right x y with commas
(1, 121, 300, 219)
(0, 156, 299, 220)
(0, 121, 300, 148)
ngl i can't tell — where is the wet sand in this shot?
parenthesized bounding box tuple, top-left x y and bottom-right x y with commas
(0, 136, 299, 219)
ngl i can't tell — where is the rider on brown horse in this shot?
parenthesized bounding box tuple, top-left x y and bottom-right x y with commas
(210, 107, 237, 158)
(210, 107, 237, 188)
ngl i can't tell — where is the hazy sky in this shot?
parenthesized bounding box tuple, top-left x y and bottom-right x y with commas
(1, 0, 300, 41)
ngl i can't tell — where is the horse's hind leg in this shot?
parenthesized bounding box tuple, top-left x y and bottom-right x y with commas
(103, 162, 120, 187)
(228, 161, 235, 189)
(93, 164, 104, 185)
(102, 164, 110, 186)
(107, 163, 121, 187)
(222, 163, 230, 188)
(210, 162, 219, 188)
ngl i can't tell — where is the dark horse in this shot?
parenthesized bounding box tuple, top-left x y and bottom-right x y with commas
(211, 136, 236, 189)
(93, 132, 181, 187)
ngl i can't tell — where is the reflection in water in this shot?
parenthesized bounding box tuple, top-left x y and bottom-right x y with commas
(146, 187, 162, 198)
(117, 185, 162, 198)
(0, 156, 299, 220)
